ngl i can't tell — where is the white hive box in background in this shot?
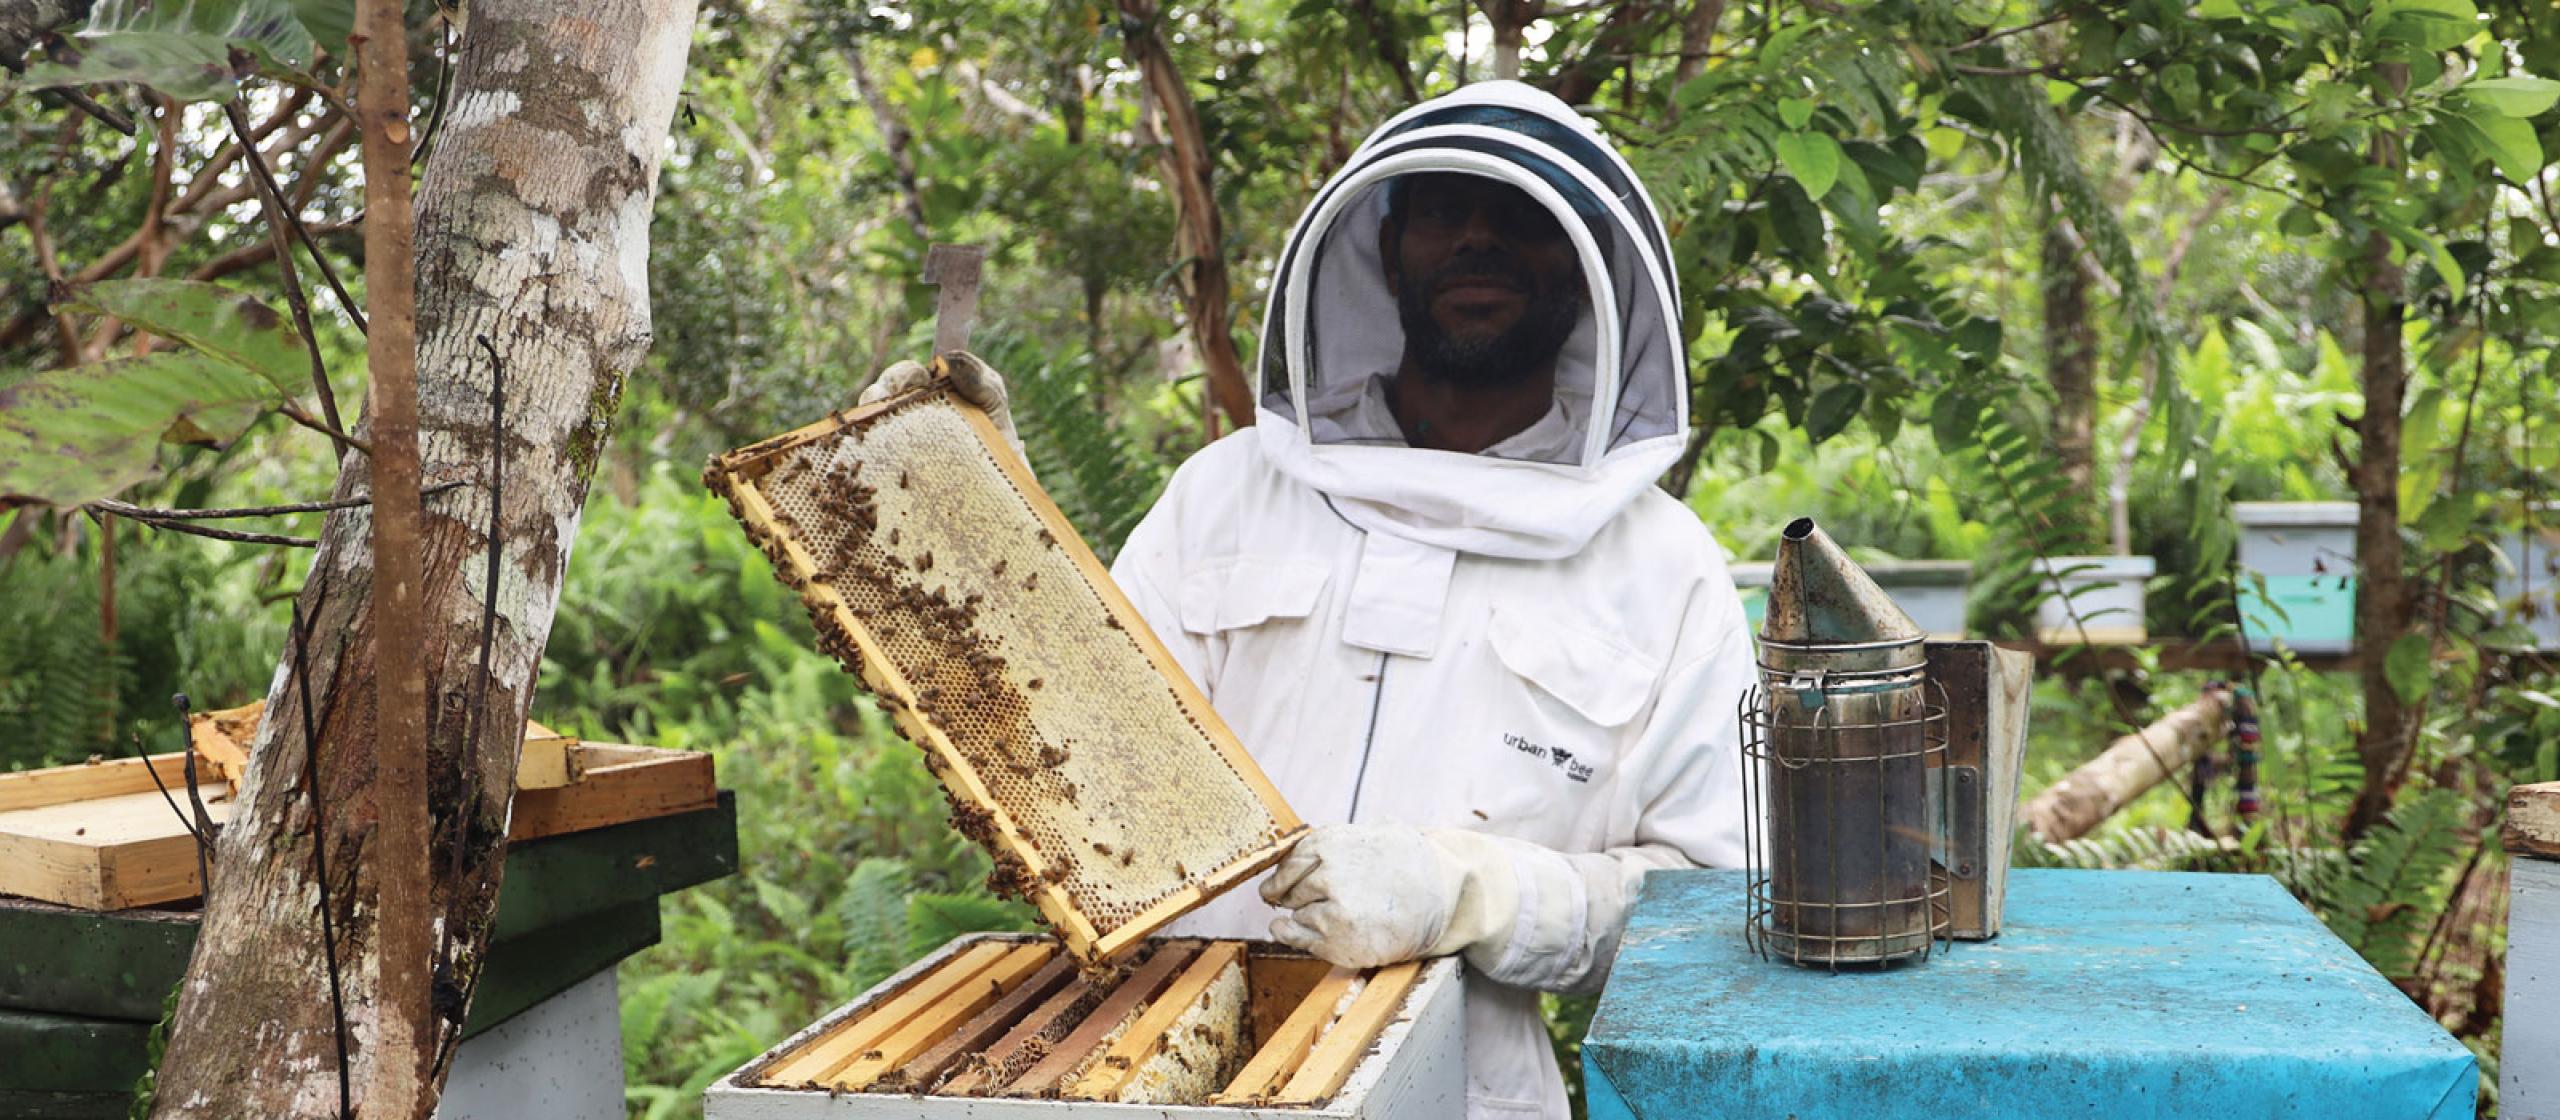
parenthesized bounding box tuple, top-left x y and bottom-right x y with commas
(703, 934, 1465, 1120)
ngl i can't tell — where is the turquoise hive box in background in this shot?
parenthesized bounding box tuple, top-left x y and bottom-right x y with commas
(1584, 869, 2477, 1120)
(2235, 501, 2359, 654)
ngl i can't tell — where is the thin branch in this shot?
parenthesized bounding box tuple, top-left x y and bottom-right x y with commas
(128, 735, 213, 851)
(288, 594, 355, 1120)
(226, 97, 360, 462)
(280, 400, 371, 458)
(410, 9, 456, 167)
(174, 694, 218, 902)
(107, 516, 319, 548)
(1950, 11, 2072, 51)
(87, 481, 463, 523)
(185, 218, 360, 284)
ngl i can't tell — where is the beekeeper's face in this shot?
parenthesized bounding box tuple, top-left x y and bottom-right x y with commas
(1380, 173, 1586, 390)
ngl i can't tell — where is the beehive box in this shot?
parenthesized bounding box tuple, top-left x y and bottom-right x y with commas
(0, 702, 712, 910)
(2506, 782, 2560, 1117)
(704, 379, 1303, 962)
(702, 934, 1463, 1119)
(2234, 501, 2358, 653)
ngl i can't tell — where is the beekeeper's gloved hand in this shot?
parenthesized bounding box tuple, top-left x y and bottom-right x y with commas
(1261, 824, 1523, 971)
(859, 350, 1023, 460)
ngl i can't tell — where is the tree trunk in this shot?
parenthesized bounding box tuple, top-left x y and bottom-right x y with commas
(2345, 222, 2414, 843)
(148, 2, 697, 1115)
(1673, 0, 1724, 87)
(1117, 0, 1255, 430)
(2024, 689, 2229, 842)
(2041, 202, 2099, 553)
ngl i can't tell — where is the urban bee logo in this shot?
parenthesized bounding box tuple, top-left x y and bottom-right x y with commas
(1505, 733, 1594, 783)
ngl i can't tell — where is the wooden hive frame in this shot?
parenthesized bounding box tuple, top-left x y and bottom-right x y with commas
(733, 937, 1443, 1112)
(703, 371, 1304, 961)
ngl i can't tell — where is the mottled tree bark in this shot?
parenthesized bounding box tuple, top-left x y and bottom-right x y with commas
(2041, 202, 2099, 552)
(2344, 72, 2414, 846)
(1117, 0, 1256, 431)
(147, 2, 697, 1115)
(2345, 223, 2414, 843)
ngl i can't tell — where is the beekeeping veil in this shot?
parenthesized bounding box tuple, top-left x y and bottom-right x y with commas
(1252, 82, 1686, 655)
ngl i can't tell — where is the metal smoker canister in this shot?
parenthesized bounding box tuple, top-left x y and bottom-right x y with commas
(1743, 518, 1950, 967)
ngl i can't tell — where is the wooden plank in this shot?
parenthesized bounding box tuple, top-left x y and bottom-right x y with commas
(1065, 941, 1246, 1101)
(0, 783, 233, 910)
(0, 800, 737, 1023)
(2508, 782, 2560, 860)
(935, 966, 1113, 1095)
(882, 954, 1079, 1091)
(1214, 965, 1359, 1105)
(506, 744, 716, 841)
(830, 943, 1057, 1089)
(515, 733, 581, 791)
(0, 755, 177, 814)
(1244, 953, 1336, 1051)
(183, 702, 578, 790)
(1274, 960, 1422, 1107)
(759, 941, 1016, 1086)
(1001, 943, 1197, 1096)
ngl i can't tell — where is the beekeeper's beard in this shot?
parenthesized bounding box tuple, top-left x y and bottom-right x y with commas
(1393, 250, 1583, 391)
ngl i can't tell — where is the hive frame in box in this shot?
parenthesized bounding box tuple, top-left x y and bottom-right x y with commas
(703, 382, 1304, 962)
(701, 934, 1466, 1119)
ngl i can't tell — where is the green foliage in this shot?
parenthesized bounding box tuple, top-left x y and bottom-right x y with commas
(0, 279, 309, 506)
(13, 0, 329, 101)
(987, 333, 1170, 561)
(2318, 788, 2468, 979)
(0, 543, 128, 768)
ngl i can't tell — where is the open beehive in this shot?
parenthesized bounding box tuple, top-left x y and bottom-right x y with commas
(0, 700, 714, 910)
(706, 934, 1462, 1117)
(703, 377, 1304, 962)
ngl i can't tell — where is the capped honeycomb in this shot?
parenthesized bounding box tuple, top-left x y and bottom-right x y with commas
(705, 379, 1304, 960)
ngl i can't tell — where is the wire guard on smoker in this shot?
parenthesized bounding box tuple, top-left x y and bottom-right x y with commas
(1740, 677, 1953, 968)
(1740, 517, 1956, 969)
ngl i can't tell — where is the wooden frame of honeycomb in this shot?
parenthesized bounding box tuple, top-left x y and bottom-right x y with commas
(704, 371, 1305, 962)
(741, 935, 1428, 1109)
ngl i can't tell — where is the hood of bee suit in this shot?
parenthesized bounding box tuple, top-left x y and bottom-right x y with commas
(1252, 80, 1687, 577)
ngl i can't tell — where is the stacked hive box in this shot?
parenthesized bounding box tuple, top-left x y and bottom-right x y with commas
(705, 934, 1462, 1118)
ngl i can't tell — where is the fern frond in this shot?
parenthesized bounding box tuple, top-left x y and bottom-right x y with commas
(2317, 788, 2466, 979)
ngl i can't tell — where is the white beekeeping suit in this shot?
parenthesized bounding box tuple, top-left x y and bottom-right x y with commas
(1110, 81, 1751, 1120)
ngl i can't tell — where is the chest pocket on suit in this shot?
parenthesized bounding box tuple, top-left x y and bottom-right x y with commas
(1176, 559, 1330, 691)
(1483, 603, 1664, 790)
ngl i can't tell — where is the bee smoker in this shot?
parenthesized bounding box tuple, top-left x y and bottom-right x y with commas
(1741, 518, 2014, 968)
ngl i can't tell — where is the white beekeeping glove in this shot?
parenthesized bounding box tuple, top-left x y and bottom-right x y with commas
(858, 350, 1024, 460)
(1260, 824, 1525, 971)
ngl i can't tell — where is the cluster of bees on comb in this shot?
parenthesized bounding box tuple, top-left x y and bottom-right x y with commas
(713, 431, 1125, 951)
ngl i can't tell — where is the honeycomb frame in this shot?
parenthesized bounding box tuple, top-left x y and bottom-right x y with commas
(705, 374, 1305, 961)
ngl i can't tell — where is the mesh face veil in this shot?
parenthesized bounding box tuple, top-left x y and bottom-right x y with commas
(1253, 81, 1688, 561)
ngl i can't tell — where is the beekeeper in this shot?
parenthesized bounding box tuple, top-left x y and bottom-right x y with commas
(867, 80, 1749, 1120)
